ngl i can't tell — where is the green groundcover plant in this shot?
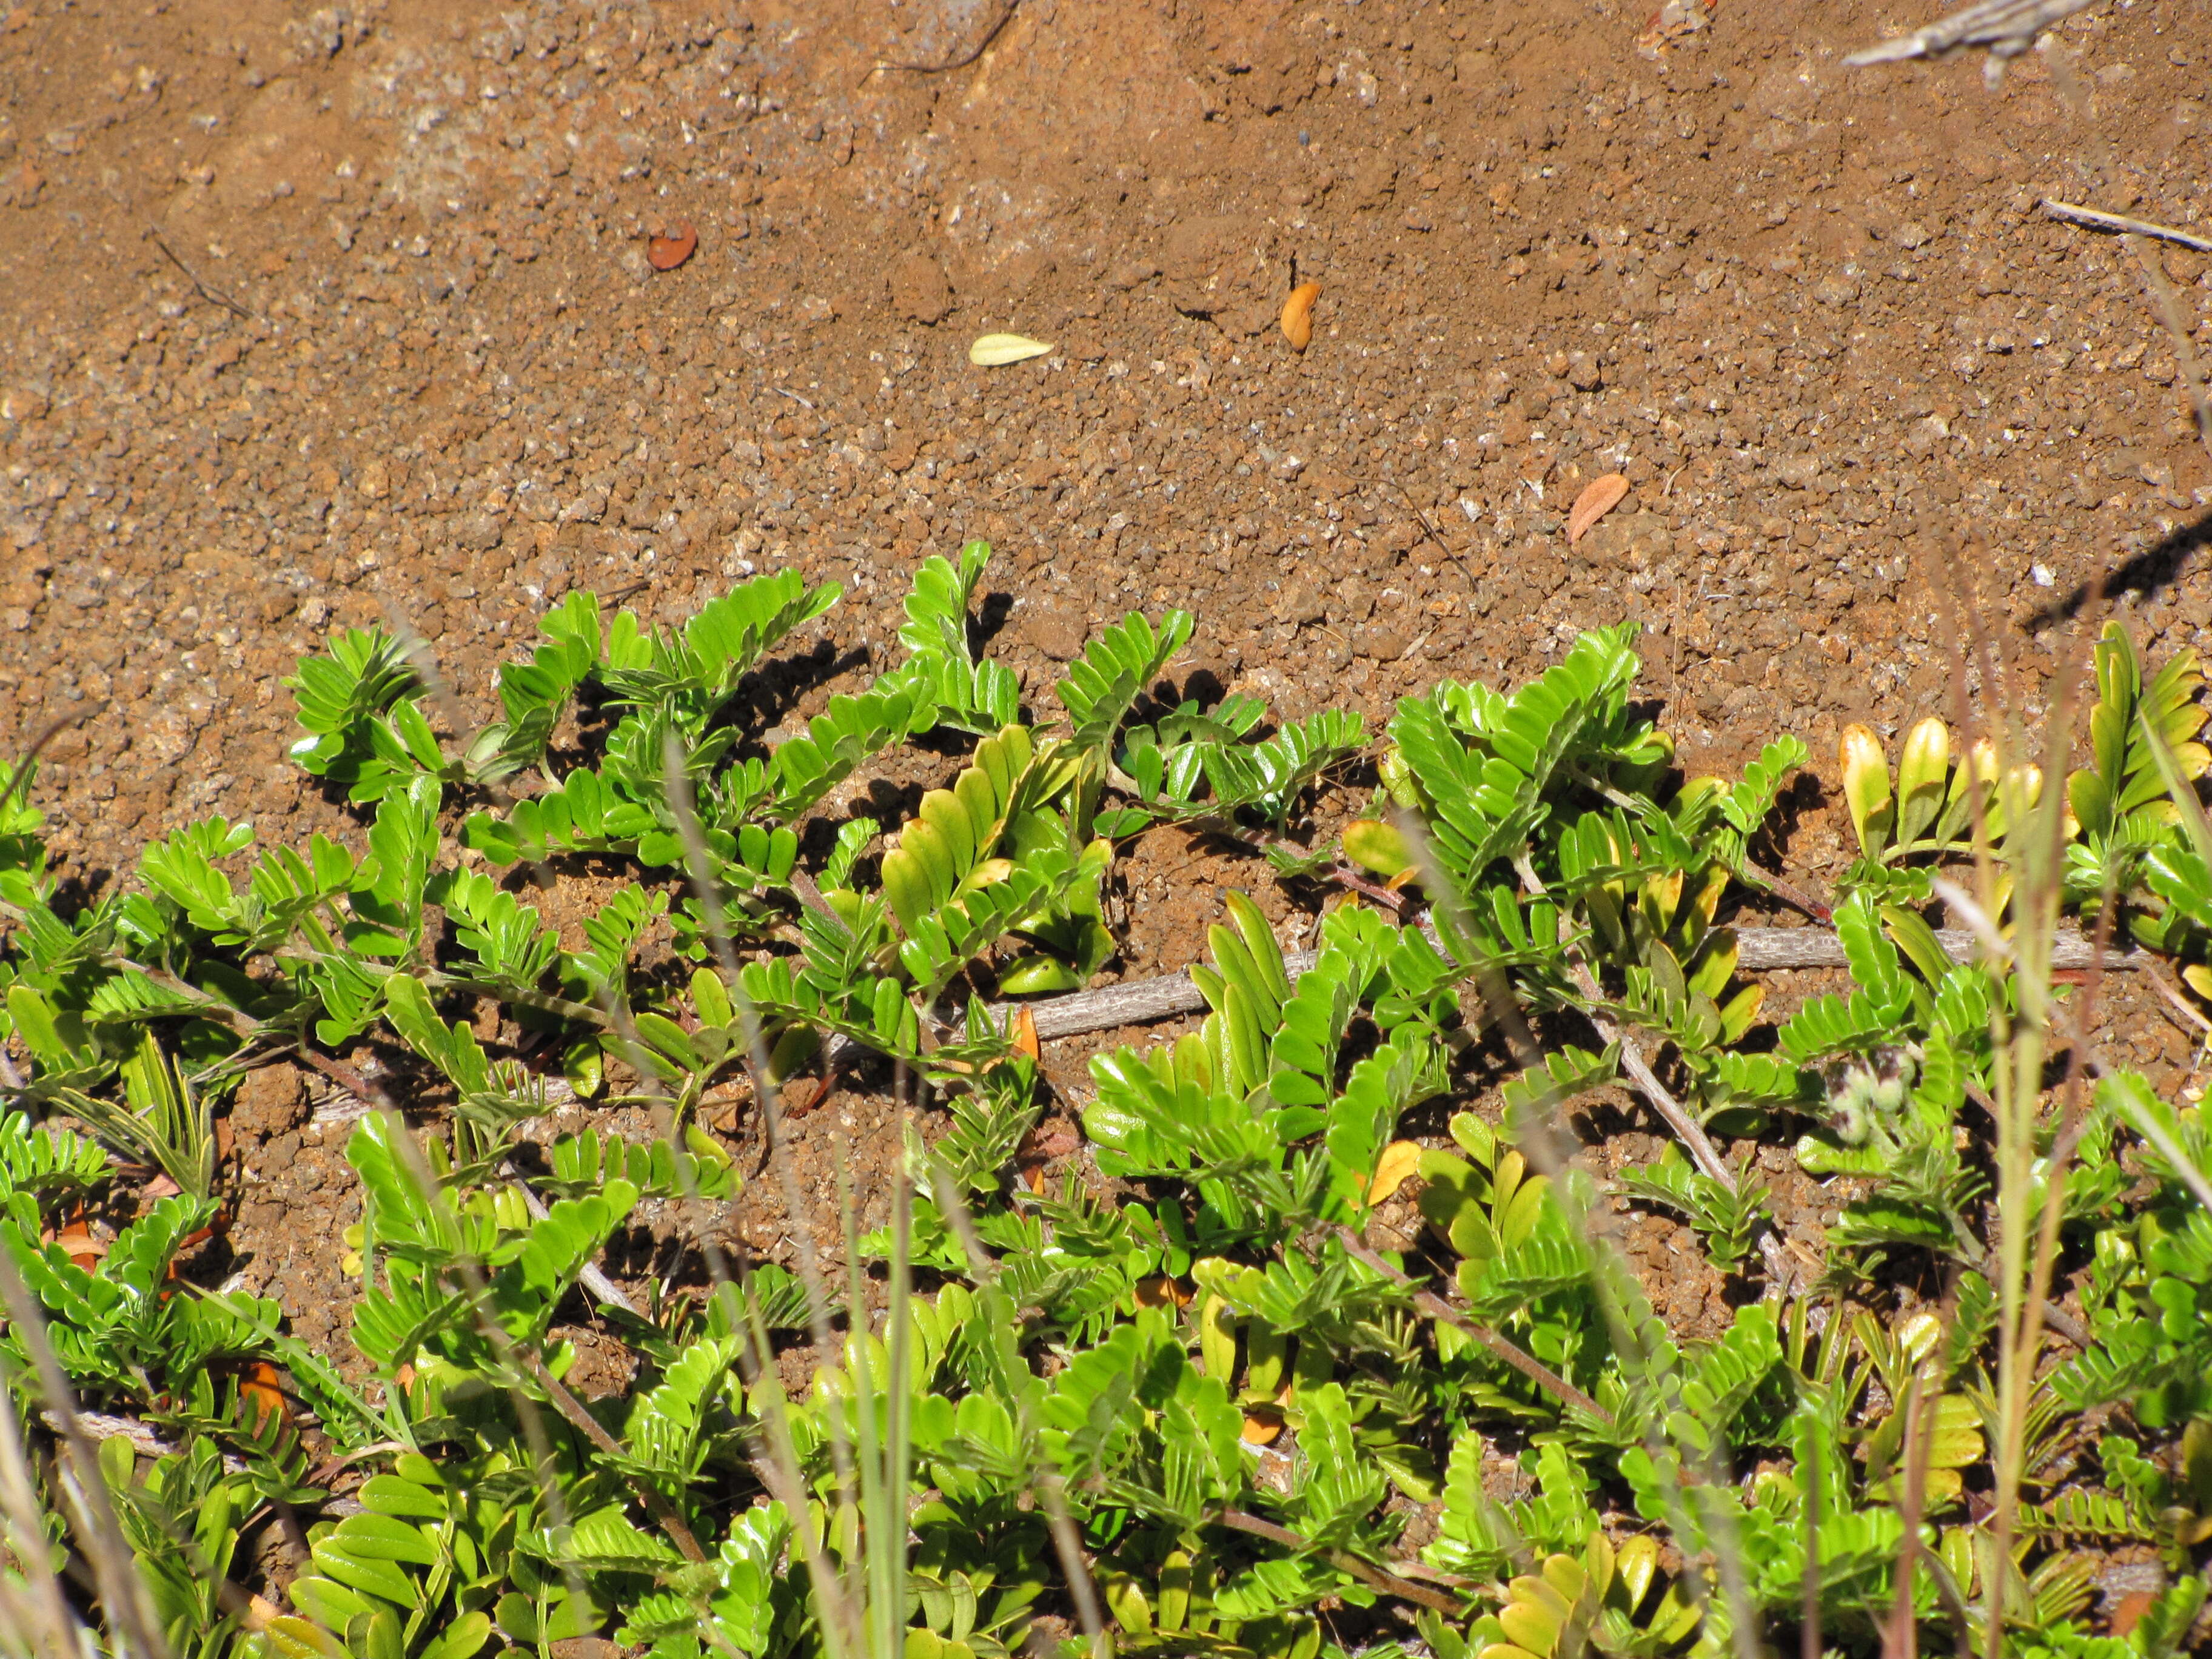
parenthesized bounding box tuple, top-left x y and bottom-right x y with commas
(1, 545, 2209, 1659)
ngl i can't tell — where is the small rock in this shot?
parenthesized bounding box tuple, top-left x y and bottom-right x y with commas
(886, 251, 950, 324)
(1024, 602, 1088, 662)
(232, 1062, 309, 1138)
(1891, 220, 1931, 250)
(1275, 583, 1326, 626)
(1353, 623, 1408, 661)
(451, 509, 506, 552)
(1812, 270, 1861, 306)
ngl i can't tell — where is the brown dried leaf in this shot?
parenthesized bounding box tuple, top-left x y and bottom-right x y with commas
(1281, 281, 1321, 352)
(1567, 472, 1631, 543)
(648, 223, 697, 271)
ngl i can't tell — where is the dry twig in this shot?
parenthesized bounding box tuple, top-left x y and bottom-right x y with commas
(2041, 198, 2212, 255)
(865, 0, 1019, 81)
(147, 226, 258, 321)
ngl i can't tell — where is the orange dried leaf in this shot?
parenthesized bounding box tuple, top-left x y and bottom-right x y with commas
(1567, 472, 1630, 543)
(1242, 1407, 1285, 1445)
(50, 1222, 104, 1270)
(1366, 1139, 1424, 1205)
(1281, 281, 1321, 352)
(1133, 1276, 1190, 1309)
(240, 1360, 289, 1431)
(648, 223, 697, 271)
(1013, 1005, 1040, 1060)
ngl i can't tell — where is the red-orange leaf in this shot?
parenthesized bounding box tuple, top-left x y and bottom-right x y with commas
(648, 223, 697, 271)
(240, 1361, 290, 1432)
(1567, 472, 1630, 543)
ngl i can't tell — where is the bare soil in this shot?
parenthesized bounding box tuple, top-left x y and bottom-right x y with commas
(4, 0, 2210, 1439)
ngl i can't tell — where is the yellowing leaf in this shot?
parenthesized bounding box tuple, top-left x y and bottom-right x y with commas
(1923, 1393, 1984, 1469)
(1200, 1294, 1238, 1382)
(969, 333, 1054, 366)
(1367, 1139, 1424, 1204)
(1498, 1600, 1561, 1655)
(1342, 819, 1413, 880)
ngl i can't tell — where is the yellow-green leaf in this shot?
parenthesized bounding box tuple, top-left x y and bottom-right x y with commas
(1200, 1294, 1238, 1383)
(1342, 818, 1413, 879)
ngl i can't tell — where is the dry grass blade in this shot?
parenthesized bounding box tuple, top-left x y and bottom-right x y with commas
(1844, 0, 2098, 67)
(0, 1248, 173, 1659)
(2040, 198, 2212, 254)
(0, 1360, 89, 1659)
(659, 731, 865, 1659)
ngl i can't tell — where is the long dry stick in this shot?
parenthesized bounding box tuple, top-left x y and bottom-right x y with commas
(932, 922, 2141, 1052)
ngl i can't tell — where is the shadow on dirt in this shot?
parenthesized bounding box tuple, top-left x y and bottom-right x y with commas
(2024, 504, 2212, 632)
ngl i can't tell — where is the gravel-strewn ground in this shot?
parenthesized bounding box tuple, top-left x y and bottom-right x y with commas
(3, 0, 2209, 1383)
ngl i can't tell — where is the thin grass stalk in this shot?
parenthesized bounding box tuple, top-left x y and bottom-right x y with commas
(729, 1255, 858, 1659)
(1399, 808, 1766, 1659)
(308, 1022, 602, 1631)
(1985, 623, 2100, 1659)
(832, 1141, 892, 1659)
(1880, 1364, 1931, 1659)
(0, 1355, 89, 1659)
(1799, 1414, 1821, 1659)
(0, 1248, 169, 1659)
(659, 729, 866, 1659)
(2014, 879, 2121, 1498)
(1929, 548, 2068, 1659)
(876, 1061, 914, 1659)
(919, 1156, 1108, 1659)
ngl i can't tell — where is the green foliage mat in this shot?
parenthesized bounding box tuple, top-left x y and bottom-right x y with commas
(2, 546, 2211, 1659)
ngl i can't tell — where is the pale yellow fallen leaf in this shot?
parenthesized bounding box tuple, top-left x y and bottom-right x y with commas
(1367, 1139, 1424, 1204)
(970, 332, 1054, 366)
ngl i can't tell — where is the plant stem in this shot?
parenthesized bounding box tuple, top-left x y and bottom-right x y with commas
(1216, 1509, 1464, 1615)
(1334, 1227, 1612, 1424)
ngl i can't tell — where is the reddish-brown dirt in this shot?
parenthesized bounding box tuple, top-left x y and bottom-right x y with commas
(4, 0, 2210, 1398)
